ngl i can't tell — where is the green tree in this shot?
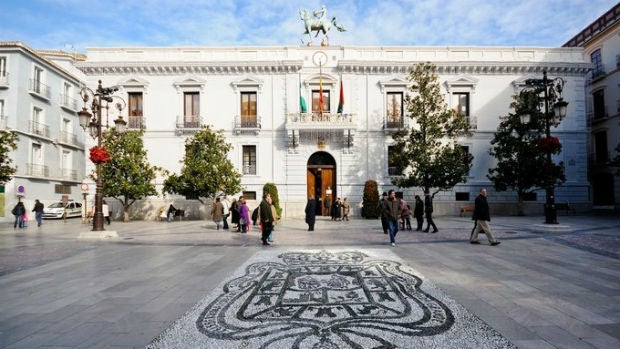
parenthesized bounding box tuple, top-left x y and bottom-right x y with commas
(391, 62, 473, 197)
(163, 125, 242, 203)
(263, 182, 281, 218)
(487, 90, 565, 215)
(361, 179, 380, 218)
(0, 130, 19, 184)
(98, 129, 165, 222)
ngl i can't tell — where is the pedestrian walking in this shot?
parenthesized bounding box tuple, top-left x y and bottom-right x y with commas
(423, 190, 438, 233)
(211, 197, 224, 230)
(401, 201, 412, 230)
(385, 189, 403, 246)
(221, 195, 231, 230)
(342, 198, 350, 221)
(103, 200, 111, 225)
(414, 195, 424, 231)
(305, 196, 317, 231)
(470, 188, 501, 246)
(231, 197, 240, 231)
(12, 201, 26, 228)
(258, 193, 274, 245)
(332, 198, 342, 221)
(238, 197, 250, 233)
(166, 204, 176, 222)
(32, 199, 44, 227)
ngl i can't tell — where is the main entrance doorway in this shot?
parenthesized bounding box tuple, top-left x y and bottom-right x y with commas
(307, 152, 336, 216)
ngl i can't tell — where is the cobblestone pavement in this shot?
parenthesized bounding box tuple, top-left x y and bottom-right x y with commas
(0, 214, 619, 348)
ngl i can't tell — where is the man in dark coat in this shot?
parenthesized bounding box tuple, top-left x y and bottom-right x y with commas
(258, 193, 274, 245)
(385, 189, 403, 246)
(423, 190, 438, 233)
(378, 192, 389, 234)
(414, 195, 424, 231)
(471, 188, 501, 246)
(305, 196, 317, 231)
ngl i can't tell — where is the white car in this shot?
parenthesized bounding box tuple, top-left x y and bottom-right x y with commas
(42, 201, 83, 219)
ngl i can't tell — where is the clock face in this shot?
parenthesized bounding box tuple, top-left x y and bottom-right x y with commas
(313, 52, 328, 66)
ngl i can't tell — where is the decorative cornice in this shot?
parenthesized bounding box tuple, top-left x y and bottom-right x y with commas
(337, 61, 592, 76)
(76, 61, 304, 75)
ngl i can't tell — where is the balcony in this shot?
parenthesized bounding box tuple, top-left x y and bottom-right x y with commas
(286, 112, 357, 131)
(29, 120, 50, 137)
(243, 164, 257, 175)
(61, 168, 78, 181)
(233, 115, 261, 135)
(128, 115, 146, 130)
(57, 131, 82, 148)
(175, 115, 204, 135)
(466, 116, 477, 130)
(29, 79, 51, 100)
(60, 94, 79, 111)
(0, 71, 8, 88)
(26, 163, 49, 177)
(383, 116, 408, 133)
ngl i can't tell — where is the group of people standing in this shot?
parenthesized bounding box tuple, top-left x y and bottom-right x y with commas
(303, 196, 351, 231)
(378, 188, 499, 247)
(211, 194, 278, 245)
(12, 199, 44, 228)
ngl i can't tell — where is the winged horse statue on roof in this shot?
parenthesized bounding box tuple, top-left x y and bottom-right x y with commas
(300, 5, 346, 46)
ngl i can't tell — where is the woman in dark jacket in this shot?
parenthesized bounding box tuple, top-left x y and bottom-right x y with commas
(305, 196, 317, 231)
(414, 195, 424, 231)
(231, 197, 240, 231)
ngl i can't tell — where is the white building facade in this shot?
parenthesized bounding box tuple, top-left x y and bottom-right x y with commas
(73, 45, 590, 218)
(0, 42, 87, 223)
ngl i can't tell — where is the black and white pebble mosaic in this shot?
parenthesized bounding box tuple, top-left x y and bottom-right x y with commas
(148, 249, 516, 349)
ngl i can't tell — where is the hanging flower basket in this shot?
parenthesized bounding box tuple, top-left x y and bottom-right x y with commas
(89, 146, 110, 164)
(536, 136, 561, 154)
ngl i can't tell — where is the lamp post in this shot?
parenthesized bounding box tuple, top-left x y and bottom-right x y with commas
(522, 70, 569, 224)
(77, 80, 127, 231)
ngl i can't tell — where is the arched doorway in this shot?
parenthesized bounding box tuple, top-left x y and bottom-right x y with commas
(307, 152, 336, 216)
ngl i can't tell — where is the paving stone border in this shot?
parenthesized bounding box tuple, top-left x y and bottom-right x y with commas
(148, 249, 516, 349)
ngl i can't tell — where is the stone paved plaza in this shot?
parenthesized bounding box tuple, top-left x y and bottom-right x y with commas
(0, 214, 619, 348)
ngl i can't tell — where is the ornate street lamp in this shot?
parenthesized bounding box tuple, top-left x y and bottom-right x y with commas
(78, 80, 127, 231)
(521, 70, 568, 224)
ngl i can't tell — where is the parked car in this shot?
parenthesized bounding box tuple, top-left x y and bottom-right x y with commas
(42, 201, 83, 219)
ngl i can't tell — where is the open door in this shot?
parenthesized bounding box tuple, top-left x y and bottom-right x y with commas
(307, 152, 336, 216)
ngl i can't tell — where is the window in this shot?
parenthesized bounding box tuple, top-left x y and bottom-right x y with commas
(388, 146, 399, 176)
(452, 92, 470, 117)
(54, 184, 71, 194)
(183, 92, 200, 127)
(0, 56, 6, 77)
(243, 145, 257, 175)
(0, 99, 4, 117)
(593, 89, 606, 119)
(33, 66, 43, 93)
(31, 107, 46, 136)
(591, 49, 603, 78)
(240, 92, 257, 127)
(455, 192, 470, 201)
(312, 89, 330, 113)
(242, 191, 257, 200)
(460, 145, 470, 176)
(386, 92, 403, 128)
(128, 92, 144, 129)
(61, 82, 72, 108)
(32, 143, 42, 165)
(594, 131, 608, 163)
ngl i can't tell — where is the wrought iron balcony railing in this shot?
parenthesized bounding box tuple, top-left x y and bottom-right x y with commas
(29, 79, 51, 99)
(128, 116, 146, 129)
(61, 168, 78, 181)
(175, 115, 204, 134)
(26, 163, 49, 177)
(233, 115, 261, 135)
(29, 120, 50, 137)
(57, 131, 82, 147)
(60, 94, 79, 111)
(243, 164, 257, 175)
(286, 113, 356, 130)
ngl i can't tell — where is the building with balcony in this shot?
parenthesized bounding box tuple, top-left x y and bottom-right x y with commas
(565, 3, 620, 212)
(74, 45, 590, 217)
(0, 42, 87, 222)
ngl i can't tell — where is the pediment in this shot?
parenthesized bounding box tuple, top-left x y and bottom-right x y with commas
(118, 76, 149, 87)
(305, 74, 337, 86)
(231, 76, 264, 92)
(444, 76, 478, 92)
(173, 76, 206, 87)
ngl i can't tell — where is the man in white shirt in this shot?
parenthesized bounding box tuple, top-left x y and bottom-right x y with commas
(221, 195, 231, 230)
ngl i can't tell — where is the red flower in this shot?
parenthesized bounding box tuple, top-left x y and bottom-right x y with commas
(537, 136, 561, 154)
(89, 146, 110, 164)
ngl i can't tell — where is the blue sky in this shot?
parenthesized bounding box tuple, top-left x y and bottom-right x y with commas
(1, 0, 616, 52)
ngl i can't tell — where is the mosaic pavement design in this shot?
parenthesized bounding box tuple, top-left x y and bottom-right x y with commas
(148, 249, 516, 349)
